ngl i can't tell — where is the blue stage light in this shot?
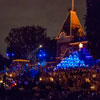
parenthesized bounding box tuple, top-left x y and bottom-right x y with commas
(55, 48, 95, 70)
(26, 64, 28, 66)
(39, 54, 42, 57)
(43, 53, 46, 56)
(6, 53, 9, 57)
(12, 53, 15, 56)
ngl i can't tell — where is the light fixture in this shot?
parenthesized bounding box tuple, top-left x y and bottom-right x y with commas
(39, 45, 42, 48)
(79, 43, 83, 48)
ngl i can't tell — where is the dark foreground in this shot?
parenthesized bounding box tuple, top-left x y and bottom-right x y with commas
(0, 67, 100, 100)
(0, 82, 100, 100)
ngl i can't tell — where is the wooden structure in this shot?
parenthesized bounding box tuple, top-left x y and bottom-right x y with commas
(56, 0, 87, 61)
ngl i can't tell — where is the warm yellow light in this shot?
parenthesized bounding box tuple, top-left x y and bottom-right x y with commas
(91, 85, 95, 90)
(86, 78, 90, 83)
(92, 74, 96, 78)
(9, 74, 13, 77)
(0, 80, 3, 83)
(39, 45, 42, 48)
(49, 77, 54, 82)
(13, 59, 30, 62)
(6, 84, 9, 87)
(5, 72, 8, 75)
(69, 41, 88, 45)
(39, 77, 42, 81)
(3, 83, 5, 85)
(79, 43, 83, 48)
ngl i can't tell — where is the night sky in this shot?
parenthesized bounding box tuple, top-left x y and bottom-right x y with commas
(0, 0, 86, 56)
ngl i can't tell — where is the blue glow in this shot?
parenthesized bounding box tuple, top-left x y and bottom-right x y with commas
(6, 53, 9, 57)
(12, 53, 15, 56)
(78, 38, 80, 40)
(26, 64, 28, 66)
(40, 60, 46, 67)
(43, 53, 46, 56)
(37, 49, 46, 59)
(56, 48, 95, 70)
(55, 48, 95, 70)
(39, 54, 42, 57)
(38, 63, 41, 65)
(56, 52, 86, 69)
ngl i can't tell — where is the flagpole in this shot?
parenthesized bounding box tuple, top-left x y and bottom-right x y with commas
(72, 0, 74, 11)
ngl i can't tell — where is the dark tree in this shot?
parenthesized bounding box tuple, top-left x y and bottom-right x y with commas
(5, 25, 51, 60)
(0, 54, 11, 71)
(85, 0, 100, 59)
(44, 38, 56, 61)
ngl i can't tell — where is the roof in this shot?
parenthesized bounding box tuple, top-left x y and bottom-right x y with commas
(56, 10, 85, 39)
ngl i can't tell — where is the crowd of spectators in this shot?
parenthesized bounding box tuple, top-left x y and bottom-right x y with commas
(0, 67, 100, 100)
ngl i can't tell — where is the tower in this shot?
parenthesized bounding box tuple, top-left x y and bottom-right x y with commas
(56, 0, 87, 60)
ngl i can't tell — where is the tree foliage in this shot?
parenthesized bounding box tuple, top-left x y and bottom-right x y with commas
(5, 25, 56, 61)
(5, 25, 51, 59)
(44, 38, 56, 61)
(0, 54, 11, 71)
(85, 0, 100, 59)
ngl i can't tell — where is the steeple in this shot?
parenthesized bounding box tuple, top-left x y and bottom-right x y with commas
(56, 1, 86, 58)
(56, 0, 85, 39)
(72, 0, 74, 11)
